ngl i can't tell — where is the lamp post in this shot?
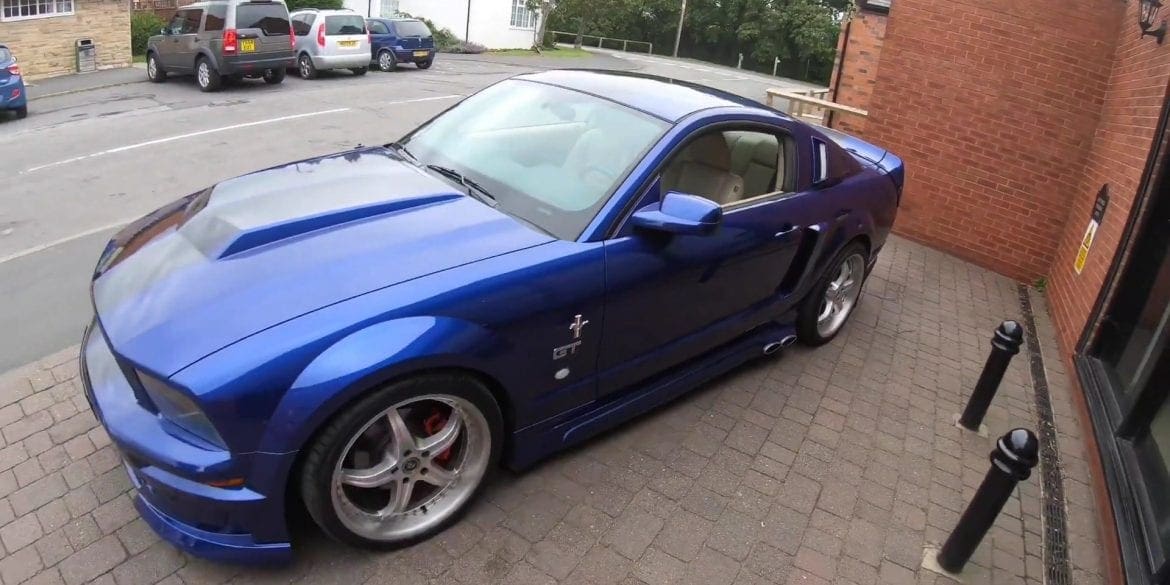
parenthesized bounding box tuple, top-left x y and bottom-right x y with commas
(1141, 0, 1166, 43)
(673, 0, 686, 57)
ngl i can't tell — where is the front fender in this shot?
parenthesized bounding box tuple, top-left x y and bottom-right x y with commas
(255, 316, 506, 454)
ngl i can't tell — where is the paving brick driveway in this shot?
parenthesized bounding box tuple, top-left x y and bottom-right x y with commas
(0, 236, 1106, 585)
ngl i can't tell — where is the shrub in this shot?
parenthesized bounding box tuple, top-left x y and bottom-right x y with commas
(285, 0, 341, 11)
(131, 12, 167, 56)
(442, 40, 487, 54)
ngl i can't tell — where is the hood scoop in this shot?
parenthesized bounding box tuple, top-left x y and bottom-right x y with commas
(173, 148, 464, 260)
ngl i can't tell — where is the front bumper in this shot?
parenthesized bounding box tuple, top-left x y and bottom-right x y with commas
(80, 323, 294, 564)
(0, 76, 26, 109)
(313, 53, 371, 70)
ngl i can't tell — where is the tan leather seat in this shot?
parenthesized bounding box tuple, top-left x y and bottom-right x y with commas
(726, 131, 781, 198)
(661, 134, 744, 205)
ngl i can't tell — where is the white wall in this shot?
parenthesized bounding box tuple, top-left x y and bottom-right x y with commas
(396, 0, 539, 49)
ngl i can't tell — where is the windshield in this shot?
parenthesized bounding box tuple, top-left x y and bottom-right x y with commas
(394, 19, 430, 37)
(402, 79, 669, 239)
(326, 15, 365, 35)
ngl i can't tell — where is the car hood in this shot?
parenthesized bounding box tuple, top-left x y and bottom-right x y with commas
(92, 147, 553, 376)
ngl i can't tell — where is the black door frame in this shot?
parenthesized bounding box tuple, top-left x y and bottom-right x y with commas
(1075, 76, 1170, 585)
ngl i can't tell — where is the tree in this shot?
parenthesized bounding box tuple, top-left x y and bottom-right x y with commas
(285, 0, 342, 12)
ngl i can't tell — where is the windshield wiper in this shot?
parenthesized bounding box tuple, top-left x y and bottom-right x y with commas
(386, 141, 419, 164)
(426, 164, 497, 205)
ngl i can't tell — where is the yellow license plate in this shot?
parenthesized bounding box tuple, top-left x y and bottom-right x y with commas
(339, 40, 357, 47)
(413, 50, 428, 57)
(240, 38, 256, 53)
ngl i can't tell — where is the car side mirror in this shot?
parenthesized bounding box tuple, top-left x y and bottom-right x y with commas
(630, 191, 722, 236)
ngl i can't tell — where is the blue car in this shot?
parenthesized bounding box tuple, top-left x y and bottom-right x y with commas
(0, 44, 27, 119)
(366, 17, 435, 72)
(81, 70, 903, 564)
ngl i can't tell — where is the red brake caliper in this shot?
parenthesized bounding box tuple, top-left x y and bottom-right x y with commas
(422, 410, 453, 464)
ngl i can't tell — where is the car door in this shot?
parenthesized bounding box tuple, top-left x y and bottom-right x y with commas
(366, 18, 391, 58)
(158, 11, 188, 69)
(597, 125, 823, 397)
(169, 8, 202, 71)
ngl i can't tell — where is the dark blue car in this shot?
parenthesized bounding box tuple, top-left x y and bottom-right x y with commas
(366, 17, 435, 71)
(0, 44, 27, 119)
(81, 70, 903, 564)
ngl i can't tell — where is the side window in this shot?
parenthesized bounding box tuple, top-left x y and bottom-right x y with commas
(368, 20, 389, 34)
(291, 14, 309, 36)
(180, 9, 202, 34)
(659, 129, 789, 207)
(167, 11, 187, 35)
(204, 4, 226, 31)
(813, 139, 829, 183)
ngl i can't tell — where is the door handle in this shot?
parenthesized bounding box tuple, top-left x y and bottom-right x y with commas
(774, 224, 799, 240)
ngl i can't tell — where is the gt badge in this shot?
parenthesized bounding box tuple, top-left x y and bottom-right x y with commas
(553, 314, 589, 360)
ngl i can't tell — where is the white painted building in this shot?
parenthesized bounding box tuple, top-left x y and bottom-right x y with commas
(354, 0, 539, 49)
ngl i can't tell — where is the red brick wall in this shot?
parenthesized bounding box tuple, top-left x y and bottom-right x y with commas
(1047, 1, 1170, 355)
(859, 0, 1123, 281)
(827, 9, 886, 135)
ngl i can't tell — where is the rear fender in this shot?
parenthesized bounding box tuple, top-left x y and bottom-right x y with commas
(256, 316, 505, 454)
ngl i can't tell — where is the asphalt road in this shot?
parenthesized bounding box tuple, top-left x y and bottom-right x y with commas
(0, 50, 816, 372)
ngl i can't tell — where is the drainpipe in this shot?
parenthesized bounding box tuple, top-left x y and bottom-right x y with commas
(826, 16, 852, 129)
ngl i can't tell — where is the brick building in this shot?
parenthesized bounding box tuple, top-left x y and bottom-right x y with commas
(829, 0, 1170, 582)
(0, 0, 131, 79)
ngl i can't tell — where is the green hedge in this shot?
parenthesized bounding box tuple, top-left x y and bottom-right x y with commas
(131, 12, 167, 56)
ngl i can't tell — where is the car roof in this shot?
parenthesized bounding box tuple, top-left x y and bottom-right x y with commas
(514, 69, 783, 123)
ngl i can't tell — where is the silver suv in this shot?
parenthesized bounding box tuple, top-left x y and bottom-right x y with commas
(289, 9, 370, 78)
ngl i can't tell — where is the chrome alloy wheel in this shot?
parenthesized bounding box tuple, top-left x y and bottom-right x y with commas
(299, 55, 312, 78)
(147, 56, 158, 79)
(816, 253, 866, 338)
(196, 61, 210, 88)
(330, 394, 491, 542)
(379, 51, 393, 70)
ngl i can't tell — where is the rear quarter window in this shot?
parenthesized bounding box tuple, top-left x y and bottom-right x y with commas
(325, 15, 366, 35)
(204, 4, 226, 31)
(235, 2, 290, 35)
(0, 48, 11, 62)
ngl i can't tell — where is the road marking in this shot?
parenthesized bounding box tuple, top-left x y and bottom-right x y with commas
(0, 217, 138, 265)
(22, 107, 353, 174)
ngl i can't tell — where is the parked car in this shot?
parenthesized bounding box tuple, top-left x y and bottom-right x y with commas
(145, 0, 295, 92)
(366, 17, 435, 72)
(0, 44, 27, 119)
(81, 70, 903, 563)
(290, 9, 370, 78)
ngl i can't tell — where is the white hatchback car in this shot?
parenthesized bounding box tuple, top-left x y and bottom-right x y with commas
(289, 8, 370, 78)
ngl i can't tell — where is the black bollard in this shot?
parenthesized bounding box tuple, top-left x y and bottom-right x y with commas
(958, 321, 1024, 431)
(937, 428, 1039, 573)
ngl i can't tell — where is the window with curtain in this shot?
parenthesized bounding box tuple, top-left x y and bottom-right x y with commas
(1, 0, 73, 21)
(509, 0, 536, 29)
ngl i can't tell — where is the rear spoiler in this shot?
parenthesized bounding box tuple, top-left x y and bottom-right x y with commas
(817, 126, 904, 192)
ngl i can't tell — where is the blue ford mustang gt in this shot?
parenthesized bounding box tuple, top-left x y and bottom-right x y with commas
(81, 70, 903, 563)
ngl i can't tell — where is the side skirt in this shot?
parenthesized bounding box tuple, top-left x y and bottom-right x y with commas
(504, 320, 796, 470)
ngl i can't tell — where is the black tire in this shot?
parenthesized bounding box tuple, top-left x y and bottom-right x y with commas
(298, 53, 318, 79)
(795, 241, 869, 347)
(263, 67, 286, 84)
(416, 59, 432, 70)
(146, 52, 166, 82)
(195, 57, 221, 92)
(13, 105, 27, 119)
(377, 49, 397, 72)
(351, 66, 368, 76)
(300, 373, 503, 549)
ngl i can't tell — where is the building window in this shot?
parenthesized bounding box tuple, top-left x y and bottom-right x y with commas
(1, 0, 73, 21)
(509, 0, 536, 29)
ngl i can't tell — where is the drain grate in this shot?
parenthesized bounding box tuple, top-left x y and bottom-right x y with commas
(1018, 285, 1073, 585)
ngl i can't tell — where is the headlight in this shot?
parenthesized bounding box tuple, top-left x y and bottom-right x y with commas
(137, 371, 227, 450)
